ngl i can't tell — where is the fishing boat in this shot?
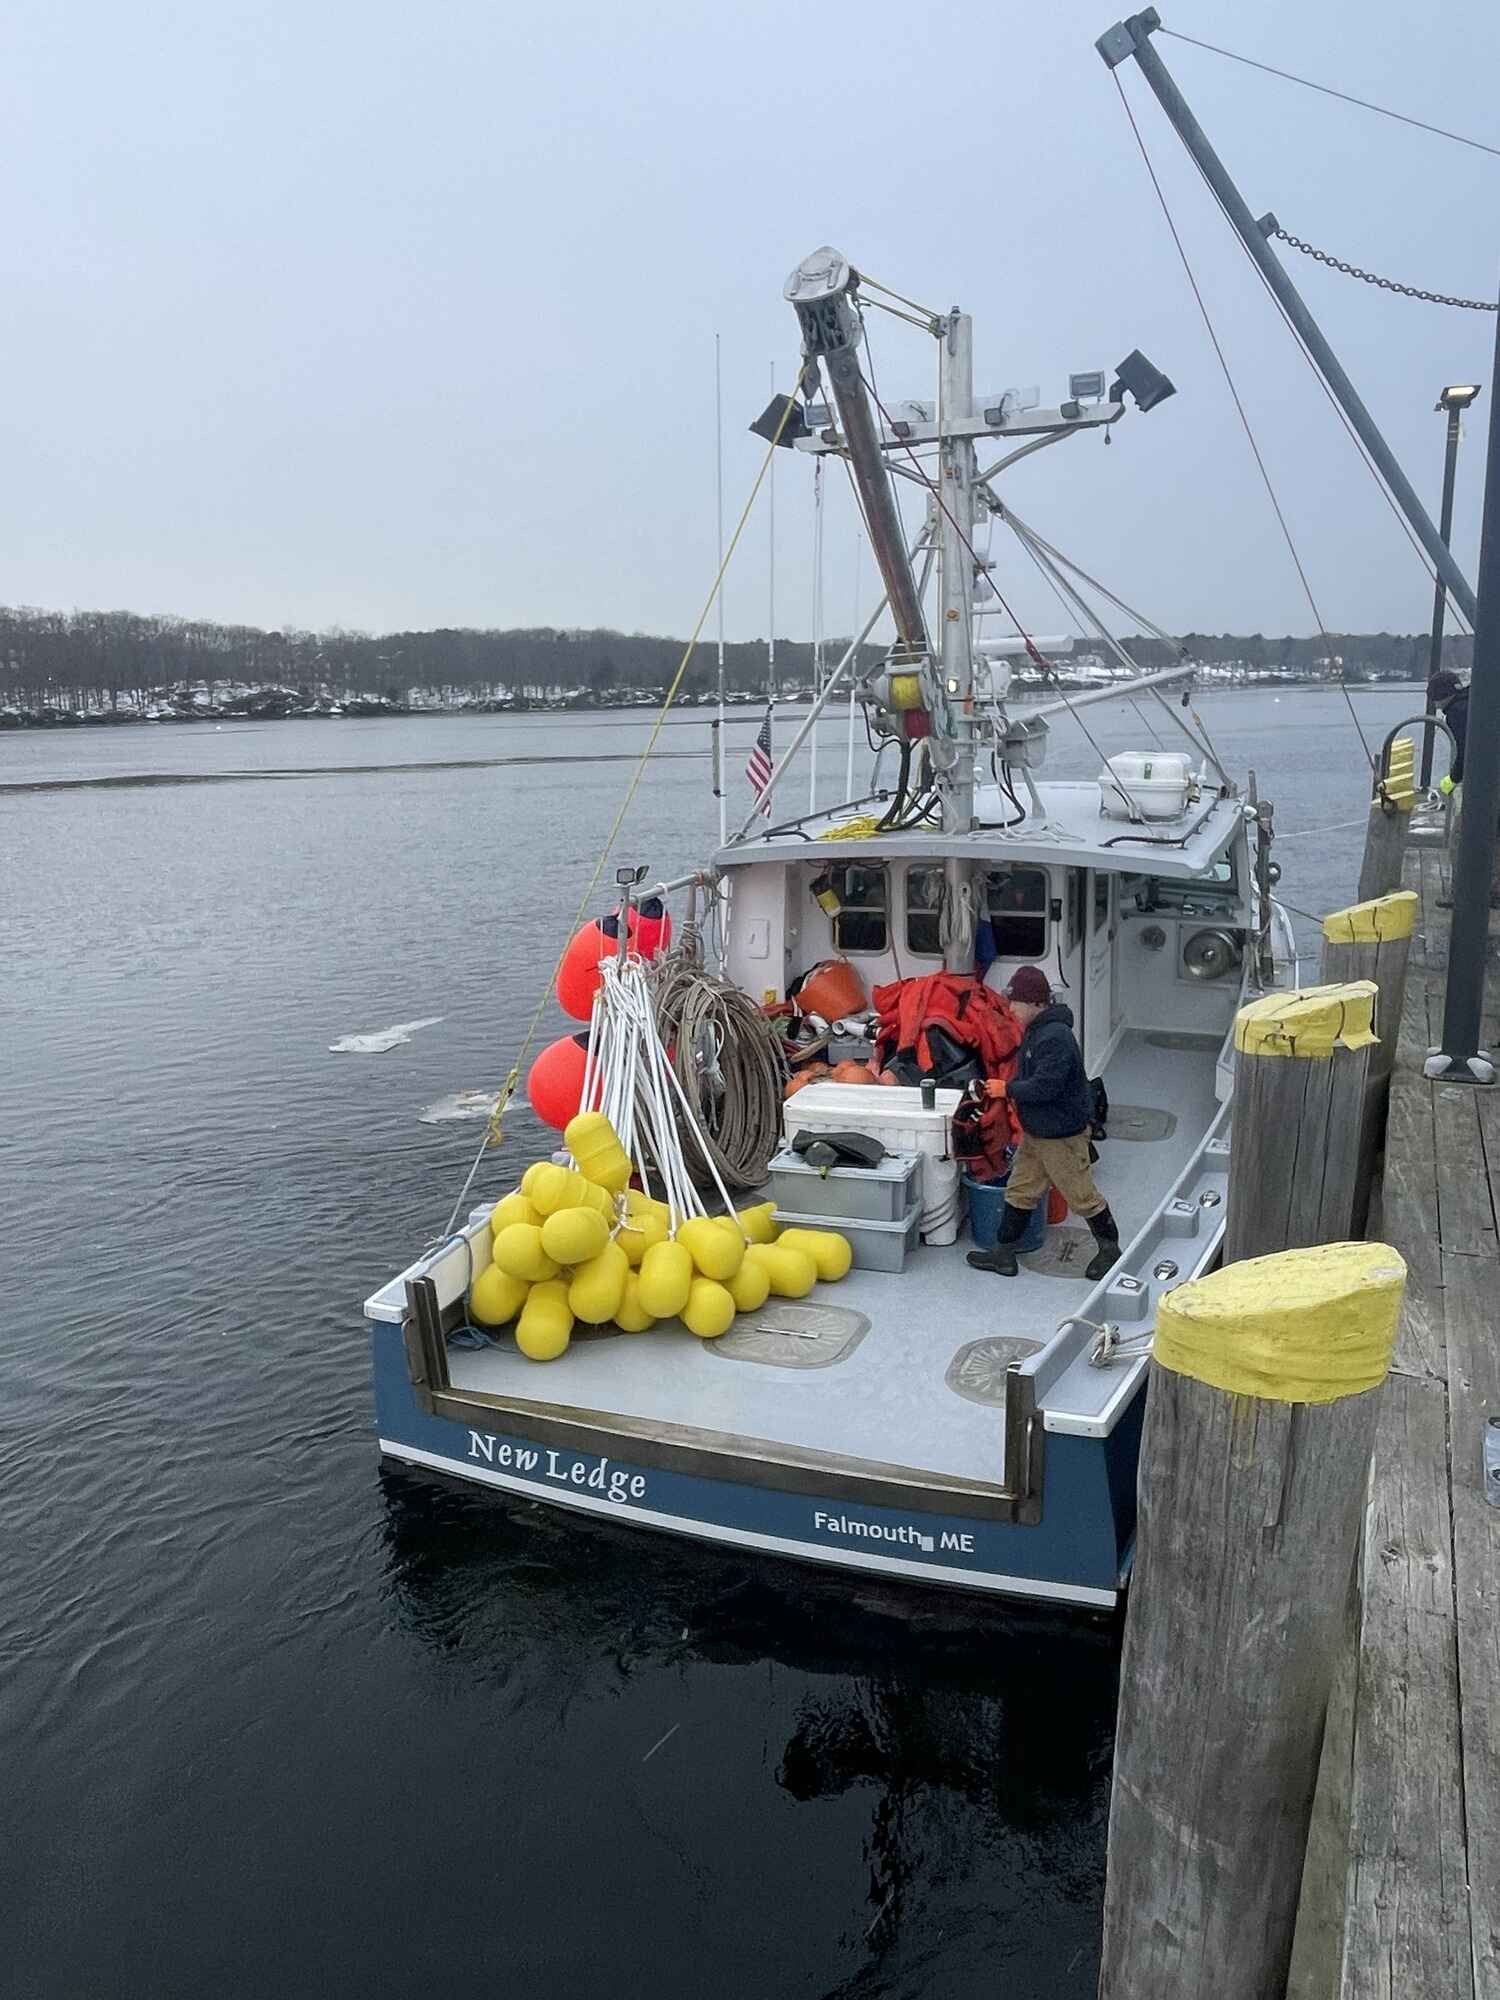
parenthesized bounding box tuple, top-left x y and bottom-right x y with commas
(365, 245, 1298, 1611)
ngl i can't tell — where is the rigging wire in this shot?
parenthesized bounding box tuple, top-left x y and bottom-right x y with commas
(1110, 71, 1378, 769)
(1157, 26, 1500, 163)
(436, 366, 810, 1240)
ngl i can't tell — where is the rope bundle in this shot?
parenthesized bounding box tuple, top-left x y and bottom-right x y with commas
(647, 955, 787, 1192)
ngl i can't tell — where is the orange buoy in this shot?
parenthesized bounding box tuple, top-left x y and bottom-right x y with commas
(794, 957, 866, 1021)
(526, 1031, 595, 1130)
(555, 919, 621, 1022)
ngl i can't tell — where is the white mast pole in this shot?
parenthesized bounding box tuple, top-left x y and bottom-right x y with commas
(937, 309, 976, 833)
(809, 456, 824, 814)
(715, 333, 727, 848)
(844, 528, 861, 799)
(767, 361, 776, 709)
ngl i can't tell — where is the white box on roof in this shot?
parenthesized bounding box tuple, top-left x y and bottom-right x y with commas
(1099, 750, 1194, 822)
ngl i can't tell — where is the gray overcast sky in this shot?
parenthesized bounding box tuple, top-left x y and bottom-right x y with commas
(2, 0, 1497, 645)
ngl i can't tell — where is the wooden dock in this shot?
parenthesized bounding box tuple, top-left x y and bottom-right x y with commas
(1291, 847, 1500, 1999)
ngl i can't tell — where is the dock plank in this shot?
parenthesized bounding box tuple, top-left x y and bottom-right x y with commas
(1433, 1084, 1496, 1257)
(1442, 1252, 1500, 2000)
(1382, 1070, 1445, 1380)
(1340, 1371, 1472, 2000)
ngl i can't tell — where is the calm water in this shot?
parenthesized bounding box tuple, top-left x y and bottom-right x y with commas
(0, 689, 1418, 1999)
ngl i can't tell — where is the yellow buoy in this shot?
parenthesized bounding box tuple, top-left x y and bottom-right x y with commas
(520, 1160, 554, 1199)
(470, 1263, 530, 1327)
(489, 1190, 541, 1234)
(735, 1201, 780, 1245)
(678, 1215, 745, 1282)
(618, 1191, 670, 1268)
(682, 1277, 736, 1339)
(776, 1226, 853, 1282)
(614, 1270, 657, 1333)
(527, 1162, 614, 1220)
(564, 1111, 633, 1193)
(492, 1222, 561, 1283)
(638, 1239, 695, 1318)
(726, 1257, 771, 1314)
(516, 1279, 573, 1361)
(540, 1205, 611, 1268)
(748, 1242, 818, 1299)
(567, 1240, 630, 1323)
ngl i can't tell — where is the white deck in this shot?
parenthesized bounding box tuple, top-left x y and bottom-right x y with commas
(440, 1031, 1223, 1486)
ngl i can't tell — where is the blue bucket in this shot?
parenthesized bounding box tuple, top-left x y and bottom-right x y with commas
(963, 1174, 1047, 1253)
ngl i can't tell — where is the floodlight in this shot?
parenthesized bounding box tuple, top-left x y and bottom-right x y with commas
(1437, 384, 1482, 412)
(1111, 349, 1176, 414)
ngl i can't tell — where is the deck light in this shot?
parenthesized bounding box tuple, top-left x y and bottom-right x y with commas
(1111, 349, 1176, 414)
(748, 393, 810, 446)
(1437, 384, 1481, 412)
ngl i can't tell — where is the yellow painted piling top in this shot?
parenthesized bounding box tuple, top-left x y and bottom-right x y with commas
(1378, 736, 1417, 811)
(1233, 981, 1379, 1058)
(1321, 890, 1419, 945)
(1153, 1241, 1405, 1402)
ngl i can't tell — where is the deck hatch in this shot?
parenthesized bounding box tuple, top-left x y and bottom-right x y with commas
(709, 1301, 870, 1370)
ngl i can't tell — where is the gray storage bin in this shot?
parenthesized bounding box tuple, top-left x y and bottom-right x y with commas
(828, 1034, 875, 1064)
(769, 1144, 922, 1223)
(772, 1198, 922, 1273)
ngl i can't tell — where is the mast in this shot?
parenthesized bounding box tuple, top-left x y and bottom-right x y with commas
(938, 310, 977, 831)
(1097, 8, 1478, 626)
(768, 359, 777, 706)
(715, 332, 727, 847)
(784, 249, 930, 659)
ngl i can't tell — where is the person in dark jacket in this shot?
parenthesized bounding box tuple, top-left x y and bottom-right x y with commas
(966, 965, 1120, 1281)
(1428, 669, 1468, 789)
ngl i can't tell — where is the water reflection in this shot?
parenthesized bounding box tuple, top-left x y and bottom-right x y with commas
(377, 1466, 1117, 1996)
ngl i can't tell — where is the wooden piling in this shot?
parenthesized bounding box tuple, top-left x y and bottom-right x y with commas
(1356, 736, 1416, 902)
(1224, 982, 1379, 1265)
(1099, 1242, 1406, 2000)
(1320, 890, 1418, 1228)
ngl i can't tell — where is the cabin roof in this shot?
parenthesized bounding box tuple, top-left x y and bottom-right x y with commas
(715, 782, 1245, 881)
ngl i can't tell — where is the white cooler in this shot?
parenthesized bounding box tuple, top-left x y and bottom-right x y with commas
(1098, 750, 1195, 821)
(781, 1082, 963, 1245)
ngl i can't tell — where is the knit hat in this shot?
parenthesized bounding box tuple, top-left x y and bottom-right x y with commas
(1428, 669, 1462, 705)
(1005, 965, 1052, 1006)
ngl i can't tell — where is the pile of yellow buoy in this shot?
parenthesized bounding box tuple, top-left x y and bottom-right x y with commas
(468, 1112, 853, 1361)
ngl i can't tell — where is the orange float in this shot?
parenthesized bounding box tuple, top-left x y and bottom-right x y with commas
(526, 1031, 597, 1129)
(794, 957, 866, 1021)
(555, 903, 675, 1020)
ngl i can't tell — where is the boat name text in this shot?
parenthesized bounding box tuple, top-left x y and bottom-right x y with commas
(467, 1431, 647, 1506)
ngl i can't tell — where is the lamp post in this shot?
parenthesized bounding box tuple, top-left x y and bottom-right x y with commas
(1420, 382, 1482, 786)
(1433, 312, 1500, 1082)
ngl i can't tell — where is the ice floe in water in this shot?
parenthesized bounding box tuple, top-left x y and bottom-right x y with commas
(330, 1016, 444, 1054)
(419, 1089, 501, 1124)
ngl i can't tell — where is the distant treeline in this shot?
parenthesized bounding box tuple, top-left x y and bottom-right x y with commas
(0, 603, 1473, 712)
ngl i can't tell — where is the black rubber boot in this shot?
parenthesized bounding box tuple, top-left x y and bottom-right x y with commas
(1085, 1206, 1121, 1282)
(966, 1202, 1032, 1278)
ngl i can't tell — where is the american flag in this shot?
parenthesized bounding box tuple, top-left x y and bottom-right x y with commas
(746, 703, 774, 815)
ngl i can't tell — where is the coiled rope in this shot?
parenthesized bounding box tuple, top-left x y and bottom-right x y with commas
(647, 952, 787, 1192)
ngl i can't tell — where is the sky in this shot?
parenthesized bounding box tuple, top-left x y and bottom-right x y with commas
(1, 0, 1497, 646)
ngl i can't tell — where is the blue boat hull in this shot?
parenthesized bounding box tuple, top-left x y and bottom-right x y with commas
(372, 1322, 1142, 1610)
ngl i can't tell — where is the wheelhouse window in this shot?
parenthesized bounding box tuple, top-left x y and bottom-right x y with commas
(986, 865, 1048, 960)
(905, 863, 946, 956)
(829, 862, 888, 954)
